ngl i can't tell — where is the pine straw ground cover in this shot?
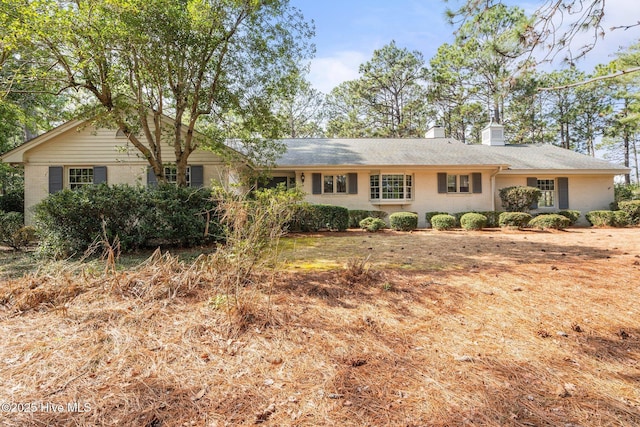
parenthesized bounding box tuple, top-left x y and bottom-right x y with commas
(0, 228, 639, 426)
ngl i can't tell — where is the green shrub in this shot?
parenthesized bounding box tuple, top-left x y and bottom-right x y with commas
(585, 210, 615, 227)
(359, 217, 386, 232)
(431, 214, 456, 230)
(34, 184, 217, 257)
(499, 212, 532, 228)
(499, 186, 541, 212)
(618, 200, 640, 225)
(614, 183, 640, 204)
(0, 211, 34, 250)
(389, 212, 418, 231)
(528, 214, 570, 230)
(289, 204, 349, 232)
(477, 211, 502, 228)
(557, 210, 581, 225)
(348, 209, 387, 228)
(460, 212, 487, 230)
(0, 189, 24, 213)
(425, 211, 448, 228)
(613, 210, 630, 227)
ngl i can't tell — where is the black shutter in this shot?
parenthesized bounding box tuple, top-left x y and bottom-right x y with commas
(527, 177, 538, 209)
(312, 173, 322, 194)
(147, 167, 158, 187)
(190, 165, 204, 188)
(347, 173, 358, 194)
(49, 166, 63, 194)
(93, 166, 107, 184)
(472, 172, 482, 194)
(437, 173, 447, 194)
(558, 177, 569, 209)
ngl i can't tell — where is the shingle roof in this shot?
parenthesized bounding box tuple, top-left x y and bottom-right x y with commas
(274, 138, 628, 172)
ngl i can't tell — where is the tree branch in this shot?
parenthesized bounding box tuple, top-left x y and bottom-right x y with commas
(538, 66, 640, 91)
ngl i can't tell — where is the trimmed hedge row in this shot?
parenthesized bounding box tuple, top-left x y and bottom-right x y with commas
(431, 214, 456, 230)
(288, 204, 349, 232)
(359, 217, 386, 232)
(460, 212, 487, 230)
(34, 184, 218, 257)
(348, 209, 387, 228)
(529, 214, 570, 230)
(390, 212, 418, 231)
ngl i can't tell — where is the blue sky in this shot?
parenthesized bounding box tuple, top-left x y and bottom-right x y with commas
(289, 0, 640, 94)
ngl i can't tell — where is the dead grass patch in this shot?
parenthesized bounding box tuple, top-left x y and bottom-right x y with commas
(0, 228, 639, 426)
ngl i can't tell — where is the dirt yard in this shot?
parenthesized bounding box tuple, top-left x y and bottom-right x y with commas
(0, 228, 639, 426)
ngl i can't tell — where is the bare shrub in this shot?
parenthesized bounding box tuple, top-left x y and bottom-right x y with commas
(208, 185, 304, 328)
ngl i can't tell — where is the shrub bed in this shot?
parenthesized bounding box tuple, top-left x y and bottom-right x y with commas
(477, 211, 502, 228)
(425, 211, 448, 228)
(34, 184, 217, 257)
(389, 212, 418, 231)
(289, 204, 349, 232)
(460, 212, 487, 230)
(585, 210, 616, 227)
(557, 210, 581, 225)
(431, 214, 456, 231)
(528, 214, 570, 230)
(618, 200, 640, 225)
(499, 212, 532, 228)
(0, 211, 35, 250)
(359, 217, 387, 232)
(348, 209, 387, 228)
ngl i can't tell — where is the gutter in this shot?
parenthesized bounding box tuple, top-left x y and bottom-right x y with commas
(490, 166, 504, 211)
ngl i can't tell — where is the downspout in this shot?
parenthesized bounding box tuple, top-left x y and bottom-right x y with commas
(490, 166, 504, 211)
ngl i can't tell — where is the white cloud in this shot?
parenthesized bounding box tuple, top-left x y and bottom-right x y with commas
(307, 51, 368, 94)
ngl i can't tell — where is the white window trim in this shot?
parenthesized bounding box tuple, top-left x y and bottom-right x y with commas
(369, 173, 413, 202)
(164, 165, 191, 186)
(68, 167, 94, 190)
(536, 178, 556, 208)
(447, 174, 471, 194)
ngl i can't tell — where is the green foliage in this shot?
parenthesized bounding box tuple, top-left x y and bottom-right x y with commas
(528, 214, 570, 230)
(431, 214, 456, 231)
(614, 183, 640, 203)
(0, 211, 34, 250)
(289, 204, 349, 232)
(425, 211, 449, 228)
(325, 41, 430, 138)
(389, 212, 418, 231)
(460, 212, 487, 230)
(499, 186, 541, 212)
(499, 212, 532, 228)
(348, 209, 387, 228)
(0, 188, 24, 213)
(359, 217, 387, 232)
(477, 211, 503, 228)
(33, 184, 216, 258)
(613, 210, 630, 227)
(557, 210, 581, 225)
(618, 200, 640, 225)
(585, 210, 616, 227)
(7, 0, 314, 186)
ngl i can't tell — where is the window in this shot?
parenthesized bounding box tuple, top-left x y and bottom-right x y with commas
(537, 179, 555, 207)
(370, 174, 413, 201)
(323, 174, 347, 194)
(370, 175, 380, 199)
(69, 168, 93, 189)
(165, 166, 191, 186)
(447, 174, 470, 193)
